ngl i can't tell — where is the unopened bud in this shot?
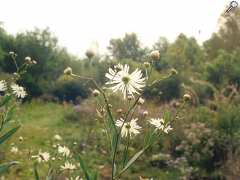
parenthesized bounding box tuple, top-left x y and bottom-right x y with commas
(85, 49, 95, 59)
(170, 68, 178, 75)
(63, 67, 72, 75)
(143, 110, 149, 117)
(183, 94, 191, 101)
(150, 50, 160, 61)
(144, 62, 150, 68)
(116, 108, 123, 114)
(92, 89, 100, 97)
(138, 97, 145, 105)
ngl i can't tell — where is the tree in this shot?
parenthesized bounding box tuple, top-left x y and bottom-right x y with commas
(108, 33, 146, 61)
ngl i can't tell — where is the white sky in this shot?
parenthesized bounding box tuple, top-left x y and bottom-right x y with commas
(0, 0, 232, 57)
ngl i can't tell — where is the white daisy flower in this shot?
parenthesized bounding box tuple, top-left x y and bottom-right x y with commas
(61, 161, 76, 171)
(54, 134, 62, 141)
(10, 146, 18, 154)
(149, 118, 173, 134)
(32, 151, 50, 163)
(58, 145, 70, 157)
(67, 176, 83, 180)
(149, 118, 165, 130)
(11, 84, 27, 98)
(163, 125, 173, 134)
(105, 64, 145, 99)
(116, 118, 142, 138)
(0, 80, 7, 92)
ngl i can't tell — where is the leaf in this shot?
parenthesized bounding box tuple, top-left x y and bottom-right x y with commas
(3, 106, 15, 124)
(0, 95, 11, 107)
(0, 161, 19, 175)
(0, 126, 20, 145)
(78, 155, 90, 180)
(117, 148, 146, 178)
(91, 171, 98, 180)
(33, 163, 40, 180)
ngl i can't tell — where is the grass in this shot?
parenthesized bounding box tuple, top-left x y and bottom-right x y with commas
(1, 99, 180, 180)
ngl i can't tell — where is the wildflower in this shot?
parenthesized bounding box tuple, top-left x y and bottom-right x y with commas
(149, 118, 173, 134)
(149, 118, 165, 130)
(61, 161, 76, 171)
(9, 51, 15, 56)
(116, 108, 123, 114)
(67, 176, 83, 180)
(183, 93, 191, 101)
(163, 125, 173, 134)
(0, 80, 7, 92)
(11, 84, 27, 98)
(105, 64, 145, 99)
(170, 68, 178, 75)
(54, 134, 62, 141)
(58, 145, 70, 157)
(150, 50, 160, 61)
(64, 67, 73, 75)
(116, 118, 142, 138)
(143, 110, 149, 117)
(32, 151, 50, 163)
(114, 63, 123, 72)
(32, 60, 37, 64)
(73, 142, 77, 145)
(138, 97, 145, 105)
(19, 136, 24, 142)
(92, 89, 100, 97)
(10, 147, 18, 154)
(25, 56, 31, 62)
(144, 62, 150, 68)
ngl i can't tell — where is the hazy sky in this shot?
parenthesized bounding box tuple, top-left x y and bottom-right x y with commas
(0, 0, 232, 57)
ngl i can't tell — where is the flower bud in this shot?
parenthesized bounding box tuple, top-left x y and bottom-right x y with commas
(85, 49, 95, 59)
(143, 110, 149, 117)
(63, 67, 73, 75)
(170, 68, 178, 75)
(144, 62, 150, 68)
(116, 108, 123, 114)
(92, 89, 100, 97)
(9, 51, 15, 55)
(138, 97, 145, 105)
(127, 95, 133, 101)
(150, 50, 160, 61)
(183, 94, 191, 101)
(25, 56, 31, 62)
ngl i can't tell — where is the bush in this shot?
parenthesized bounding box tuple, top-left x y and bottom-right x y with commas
(52, 80, 89, 103)
(144, 74, 181, 102)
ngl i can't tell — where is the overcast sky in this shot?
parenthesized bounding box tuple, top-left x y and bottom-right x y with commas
(0, 0, 232, 57)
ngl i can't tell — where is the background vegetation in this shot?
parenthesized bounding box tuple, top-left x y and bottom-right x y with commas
(0, 8, 240, 179)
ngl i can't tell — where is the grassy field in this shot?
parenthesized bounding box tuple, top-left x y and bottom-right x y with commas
(2, 100, 180, 180)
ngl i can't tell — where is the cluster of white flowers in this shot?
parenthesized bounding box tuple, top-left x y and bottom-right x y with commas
(116, 117, 173, 138)
(11, 84, 27, 98)
(32, 151, 50, 163)
(10, 146, 19, 154)
(105, 64, 145, 99)
(149, 118, 173, 134)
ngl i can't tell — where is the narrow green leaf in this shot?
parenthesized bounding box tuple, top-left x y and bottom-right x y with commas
(0, 95, 11, 107)
(0, 161, 19, 175)
(91, 171, 98, 180)
(117, 148, 146, 178)
(3, 106, 15, 124)
(33, 163, 40, 180)
(78, 155, 90, 180)
(0, 126, 20, 145)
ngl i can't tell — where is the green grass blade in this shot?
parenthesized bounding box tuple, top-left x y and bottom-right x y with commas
(33, 163, 40, 180)
(78, 155, 90, 180)
(0, 95, 11, 107)
(0, 161, 19, 175)
(0, 126, 20, 145)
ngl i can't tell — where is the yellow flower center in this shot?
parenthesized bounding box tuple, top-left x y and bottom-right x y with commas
(122, 76, 130, 84)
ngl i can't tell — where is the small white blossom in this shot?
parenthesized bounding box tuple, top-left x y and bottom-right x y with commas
(58, 146, 70, 157)
(54, 134, 62, 141)
(32, 151, 50, 163)
(61, 161, 76, 171)
(116, 118, 142, 138)
(11, 84, 27, 98)
(0, 80, 7, 92)
(66, 176, 83, 180)
(138, 97, 145, 105)
(149, 118, 173, 134)
(105, 64, 145, 99)
(10, 147, 18, 154)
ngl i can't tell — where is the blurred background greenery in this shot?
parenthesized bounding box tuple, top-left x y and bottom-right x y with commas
(0, 8, 240, 180)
